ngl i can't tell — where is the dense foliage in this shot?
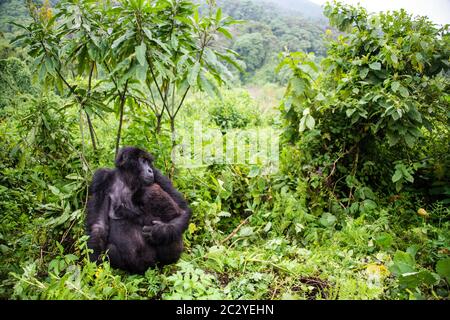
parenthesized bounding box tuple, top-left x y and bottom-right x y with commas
(0, 0, 449, 300)
(279, 2, 449, 200)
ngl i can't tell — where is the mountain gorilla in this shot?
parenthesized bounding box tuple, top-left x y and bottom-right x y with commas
(86, 147, 191, 274)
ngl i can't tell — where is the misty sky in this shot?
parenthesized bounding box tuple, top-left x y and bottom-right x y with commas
(309, 0, 450, 25)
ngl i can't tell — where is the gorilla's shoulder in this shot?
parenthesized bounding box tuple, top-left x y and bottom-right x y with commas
(90, 168, 115, 194)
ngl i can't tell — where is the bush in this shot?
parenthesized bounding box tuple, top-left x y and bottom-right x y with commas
(209, 89, 262, 132)
(278, 3, 449, 203)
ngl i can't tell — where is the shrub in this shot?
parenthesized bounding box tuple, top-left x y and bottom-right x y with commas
(278, 3, 449, 203)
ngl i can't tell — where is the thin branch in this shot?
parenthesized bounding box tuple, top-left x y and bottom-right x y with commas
(173, 86, 190, 119)
(220, 216, 251, 244)
(148, 85, 158, 113)
(147, 58, 170, 114)
(172, 31, 209, 119)
(87, 61, 95, 95)
(85, 112, 97, 150)
(115, 80, 129, 157)
(145, 77, 164, 117)
(84, 61, 98, 150)
(104, 62, 123, 97)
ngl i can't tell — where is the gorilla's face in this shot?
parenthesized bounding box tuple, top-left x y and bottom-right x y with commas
(139, 157, 154, 185)
(115, 147, 156, 186)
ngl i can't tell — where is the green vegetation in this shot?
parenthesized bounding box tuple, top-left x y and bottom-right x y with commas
(0, 0, 449, 300)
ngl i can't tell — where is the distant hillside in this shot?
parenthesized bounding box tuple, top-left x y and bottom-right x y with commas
(0, 0, 30, 35)
(263, 0, 324, 19)
(214, 0, 327, 84)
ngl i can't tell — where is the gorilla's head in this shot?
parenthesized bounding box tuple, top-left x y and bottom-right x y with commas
(116, 147, 155, 185)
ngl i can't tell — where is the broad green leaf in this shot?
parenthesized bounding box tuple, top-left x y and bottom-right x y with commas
(112, 31, 133, 49)
(170, 35, 178, 50)
(359, 67, 369, 79)
(346, 108, 356, 117)
(389, 251, 415, 276)
(188, 62, 200, 86)
(375, 233, 393, 248)
(361, 199, 377, 211)
(135, 42, 147, 66)
(248, 166, 260, 178)
(404, 134, 416, 148)
(238, 226, 254, 237)
(392, 170, 402, 183)
(292, 77, 307, 95)
(194, 9, 199, 23)
(143, 28, 152, 40)
(399, 86, 409, 98)
(305, 114, 315, 130)
(400, 166, 414, 182)
(56, 77, 64, 94)
(49, 185, 60, 196)
(151, 38, 171, 54)
(406, 245, 419, 258)
(392, 107, 402, 120)
(349, 202, 359, 215)
(299, 116, 306, 132)
(408, 107, 422, 123)
(174, 15, 191, 25)
(188, 223, 197, 234)
(302, 108, 310, 116)
(369, 62, 381, 70)
(218, 27, 233, 39)
(391, 81, 400, 92)
(204, 48, 218, 67)
(45, 57, 55, 76)
(418, 271, 439, 285)
(216, 51, 244, 72)
(319, 213, 337, 228)
(136, 64, 147, 82)
(387, 133, 400, 146)
(216, 8, 222, 22)
(391, 53, 398, 65)
(38, 63, 47, 81)
(398, 272, 421, 289)
(199, 73, 219, 98)
(345, 175, 358, 188)
(64, 254, 79, 262)
(436, 258, 450, 283)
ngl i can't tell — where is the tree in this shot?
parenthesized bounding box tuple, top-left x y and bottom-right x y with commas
(14, 0, 240, 159)
(232, 32, 266, 72)
(278, 1, 449, 201)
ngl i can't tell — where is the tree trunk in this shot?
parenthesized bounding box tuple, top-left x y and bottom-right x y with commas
(115, 82, 129, 158)
(169, 117, 176, 178)
(156, 114, 162, 134)
(85, 111, 97, 151)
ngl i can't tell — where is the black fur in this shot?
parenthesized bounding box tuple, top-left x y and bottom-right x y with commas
(86, 147, 192, 274)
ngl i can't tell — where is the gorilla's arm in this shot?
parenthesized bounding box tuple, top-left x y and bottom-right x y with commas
(154, 169, 191, 212)
(86, 169, 114, 261)
(142, 209, 191, 244)
(143, 169, 192, 245)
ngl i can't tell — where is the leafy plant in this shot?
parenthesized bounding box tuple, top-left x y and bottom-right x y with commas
(278, 1, 449, 203)
(388, 248, 446, 299)
(14, 0, 241, 158)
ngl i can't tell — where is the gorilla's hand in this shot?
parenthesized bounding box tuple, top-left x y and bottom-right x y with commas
(142, 221, 179, 245)
(88, 224, 109, 261)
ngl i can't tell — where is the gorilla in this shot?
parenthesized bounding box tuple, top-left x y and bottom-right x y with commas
(86, 147, 191, 274)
